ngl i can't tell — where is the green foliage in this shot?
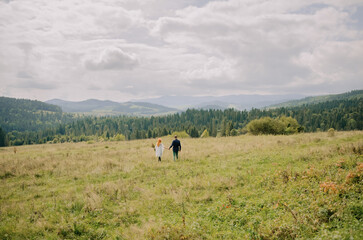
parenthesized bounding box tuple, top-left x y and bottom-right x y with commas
(2, 97, 363, 146)
(328, 128, 335, 137)
(112, 134, 126, 141)
(270, 89, 363, 108)
(0, 96, 76, 133)
(188, 126, 199, 138)
(247, 117, 285, 135)
(247, 116, 302, 135)
(170, 131, 190, 138)
(0, 127, 7, 147)
(230, 128, 238, 136)
(200, 129, 210, 138)
(278, 116, 300, 134)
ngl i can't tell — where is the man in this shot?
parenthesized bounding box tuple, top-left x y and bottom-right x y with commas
(169, 135, 181, 161)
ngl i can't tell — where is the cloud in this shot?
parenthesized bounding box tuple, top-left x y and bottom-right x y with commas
(149, 0, 363, 94)
(11, 79, 58, 90)
(83, 47, 139, 71)
(16, 71, 33, 79)
(294, 40, 363, 86)
(182, 56, 236, 81)
(0, 0, 362, 101)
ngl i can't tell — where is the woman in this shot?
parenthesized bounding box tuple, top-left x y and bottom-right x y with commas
(155, 138, 164, 162)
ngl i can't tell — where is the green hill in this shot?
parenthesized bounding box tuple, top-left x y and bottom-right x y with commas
(0, 97, 76, 133)
(267, 90, 363, 109)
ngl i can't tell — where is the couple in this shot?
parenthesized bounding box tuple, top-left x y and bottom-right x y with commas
(155, 135, 181, 162)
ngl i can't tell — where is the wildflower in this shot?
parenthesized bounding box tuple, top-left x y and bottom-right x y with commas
(320, 181, 340, 194)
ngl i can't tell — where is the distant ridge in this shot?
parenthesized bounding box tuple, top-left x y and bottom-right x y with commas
(45, 99, 178, 116)
(133, 94, 306, 110)
(267, 90, 363, 109)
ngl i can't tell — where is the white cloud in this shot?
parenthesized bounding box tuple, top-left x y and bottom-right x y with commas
(295, 40, 363, 85)
(0, 0, 362, 101)
(182, 56, 236, 81)
(150, 0, 363, 94)
(83, 47, 139, 71)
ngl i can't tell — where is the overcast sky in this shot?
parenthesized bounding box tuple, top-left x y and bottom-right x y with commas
(1, 0, 363, 102)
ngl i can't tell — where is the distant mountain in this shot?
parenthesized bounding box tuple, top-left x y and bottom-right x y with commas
(133, 94, 306, 110)
(46, 99, 120, 113)
(196, 101, 230, 110)
(267, 90, 363, 109)
(46, 99, 178, 116)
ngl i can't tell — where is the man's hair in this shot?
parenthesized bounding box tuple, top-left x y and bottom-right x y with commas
(174, 135, 177, 138)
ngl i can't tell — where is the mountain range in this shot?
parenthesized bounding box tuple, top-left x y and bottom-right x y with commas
(45, 90, 362, 116)
(46, 94, 306, 115)
(132, 94, 306, 110)
(45, 99, 178, 116)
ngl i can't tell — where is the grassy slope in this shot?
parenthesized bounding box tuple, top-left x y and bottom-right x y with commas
(0, 132, 362, 239)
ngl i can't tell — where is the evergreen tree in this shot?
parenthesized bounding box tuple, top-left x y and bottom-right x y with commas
(0, 127, 7, 147)
(189, 126, 199, 138)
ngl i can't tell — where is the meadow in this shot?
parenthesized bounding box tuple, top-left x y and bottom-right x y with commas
(0, 131, 362, 239)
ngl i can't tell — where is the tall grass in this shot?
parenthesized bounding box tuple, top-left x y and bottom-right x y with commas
(0, 132, 362, 239)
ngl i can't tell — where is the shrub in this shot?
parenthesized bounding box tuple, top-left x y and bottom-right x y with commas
(246, 116, 301, 135)
(239, 127, 248, 135)
(230, 129, 238, 136)
(278, 116, 300, 134)
(200, 129, 210, 138)
(328, 128, 335, 137)
(112, 134, 126, 141)
(246, 117, 285, 135)
(170, 131, 190, 138)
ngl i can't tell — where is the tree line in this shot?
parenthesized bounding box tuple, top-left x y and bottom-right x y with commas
(1, 97, 361, 147)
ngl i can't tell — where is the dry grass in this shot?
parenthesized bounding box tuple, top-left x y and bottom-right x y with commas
(0, 131, 362, 239)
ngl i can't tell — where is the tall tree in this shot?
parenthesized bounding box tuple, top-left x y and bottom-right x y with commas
(0, 127, 6, 147)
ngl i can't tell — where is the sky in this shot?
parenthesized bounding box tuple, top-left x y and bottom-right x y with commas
(0, 0, 363, 102)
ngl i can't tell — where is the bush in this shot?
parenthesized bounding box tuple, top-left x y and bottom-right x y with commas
(278, 116, 300, 134)
(246, 117, 285, 135)
(230, 129, 238, 136)
(246, 116, 301, 135)
(200, 129, 210, 138)
(170, 131, 190, 138)
(112, 134, 126, 141)
(328, 128, 335, 137)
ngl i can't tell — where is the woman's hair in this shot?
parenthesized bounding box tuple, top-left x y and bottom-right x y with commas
(156, 138, 162, 147)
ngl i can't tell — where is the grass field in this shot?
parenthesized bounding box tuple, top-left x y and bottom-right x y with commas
(0, 131, 362, 239)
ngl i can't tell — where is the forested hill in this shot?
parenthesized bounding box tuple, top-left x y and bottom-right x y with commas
(3, 97, 361, 146)
(0, 97, 76, 132)
(58, 97, 362, 140)
(1, 94, 362, 146)
(268, 90, 363, 108)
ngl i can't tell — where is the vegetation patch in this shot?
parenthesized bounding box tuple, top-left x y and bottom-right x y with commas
(0, 131, 362, 239)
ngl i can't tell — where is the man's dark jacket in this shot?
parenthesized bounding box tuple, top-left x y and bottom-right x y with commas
(170, 139, 181, 152)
